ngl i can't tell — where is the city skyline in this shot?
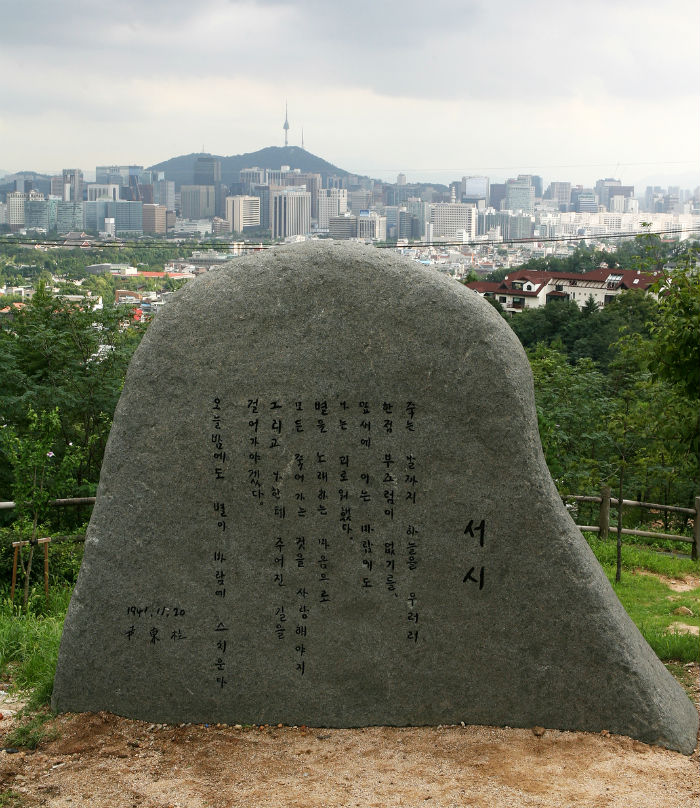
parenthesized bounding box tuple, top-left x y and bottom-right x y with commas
(1, 0, 698, 189)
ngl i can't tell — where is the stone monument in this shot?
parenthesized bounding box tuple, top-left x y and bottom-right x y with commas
(52, 241, 698, 754)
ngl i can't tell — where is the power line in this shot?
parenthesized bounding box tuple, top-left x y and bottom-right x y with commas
(0, 226, 698, 254)
(376, 227, 700, 250)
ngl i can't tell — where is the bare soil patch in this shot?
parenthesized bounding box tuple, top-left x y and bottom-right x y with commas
(668, 622, 700, 636)
(637, 570, 700, 593)
(1, 673, 698, 808)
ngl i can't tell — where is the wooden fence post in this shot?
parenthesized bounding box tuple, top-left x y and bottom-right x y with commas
(10, 546, 19, 602)
(43, 541, 50, 598)
(599, 486, 611, 540)
(693, 496, 699, 562)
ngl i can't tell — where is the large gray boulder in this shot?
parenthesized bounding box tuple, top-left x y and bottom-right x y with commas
(52, 241, 698, 754)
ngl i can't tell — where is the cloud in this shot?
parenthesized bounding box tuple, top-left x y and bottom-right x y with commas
(0, 0, 697, 185)
(2, 0, 697, 100)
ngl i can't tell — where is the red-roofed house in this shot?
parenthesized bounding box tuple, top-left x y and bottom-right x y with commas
(0, 301, 27, 319)
(464, 267, 657, 315)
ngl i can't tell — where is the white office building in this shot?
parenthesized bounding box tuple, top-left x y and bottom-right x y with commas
(317, 188, 348, 229)
(271, 188, 311, 239)
(225, 195, 261, 232)
(430, 203, 477, 240)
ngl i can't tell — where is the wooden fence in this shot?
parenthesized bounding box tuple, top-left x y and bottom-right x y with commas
(2, 491, 699, 561)
(564, 487, 699, 560)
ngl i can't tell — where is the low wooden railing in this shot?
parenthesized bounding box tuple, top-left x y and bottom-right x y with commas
(564, 488, 699, 560)
(1, 492, 698, 560)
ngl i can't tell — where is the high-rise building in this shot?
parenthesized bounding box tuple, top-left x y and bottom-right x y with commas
(25, 196, 59, 232)
(317, 188, 348, 229)
(50, 175, 65, 198)
(329, 214, 357, 239)
(240, 167, 267, 189)
(572, 187, 598, 213)
(6, 191, 27, 230)
(193, 155, 222, 185)
(357, 211, 386, 241)
(194, 156, 225, 216)
(84, 200, 111, 233)
(489, 183, 507, 211)
(225, 196, 261, 232)
(517, 174, 543, 199)
(56, 202, 84, 234)
(477, 209, 533, 240)
(461, 176, 490, 205)
(594, 178, 621, 210)
(180, 185, 216, 219)
(383, 205, 399, 240)
(62, 169, 84, 202)
(282, 172, 322, 219)
(87, 184, 121, 201)
(113, 200, 143, 234)
(153, 179, 175, 211)
(86, 200, 143, 234)
(545, 182, 572, 212)
(142, 204, 168, 234)
(96, 165, 143, 186)
(348, 189, 372, 213)
(271, 188, 311, 239)
(430, 203, 477, 239)
(504, 177, 535, 213)
(405, 198, 431, 239)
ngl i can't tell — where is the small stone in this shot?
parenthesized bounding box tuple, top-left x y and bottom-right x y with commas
(532, 726, 546, 737)
(600, 729, 611, 737)
(672, 606, 694, 616)
(234, 724, 242, 729)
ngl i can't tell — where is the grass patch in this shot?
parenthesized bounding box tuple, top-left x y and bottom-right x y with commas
(586, 534, 700, 577)
(584, 536, 700, 663)
(0, 585, 72, 709)
(4, 706, 58, 750)
(0, 791, 24, 807)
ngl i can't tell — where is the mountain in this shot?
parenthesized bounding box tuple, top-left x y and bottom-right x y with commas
(0, 170, 53, 196)
(149, 146, 351, 188)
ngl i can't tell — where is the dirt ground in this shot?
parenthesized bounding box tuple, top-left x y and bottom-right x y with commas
(0, 665, 698, 808)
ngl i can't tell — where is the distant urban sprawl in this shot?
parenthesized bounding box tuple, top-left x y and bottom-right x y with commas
(1, 147, 698, 318)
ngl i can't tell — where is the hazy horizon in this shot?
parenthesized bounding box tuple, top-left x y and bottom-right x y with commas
(1, 151, 697, 194)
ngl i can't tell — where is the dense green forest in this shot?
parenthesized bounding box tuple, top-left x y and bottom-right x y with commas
(1, 236, 698, 544)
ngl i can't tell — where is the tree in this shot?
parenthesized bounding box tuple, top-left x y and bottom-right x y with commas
(0, 285, 145, 496)
(528, 346, 614, 497)
(648, 246, 700, 399)
(0, 408, 79, 609)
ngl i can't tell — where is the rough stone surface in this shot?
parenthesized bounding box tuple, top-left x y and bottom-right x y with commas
(52, 241, 698, 754)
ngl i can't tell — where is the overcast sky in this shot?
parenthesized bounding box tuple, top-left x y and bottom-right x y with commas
(1, 0, 698, 189)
